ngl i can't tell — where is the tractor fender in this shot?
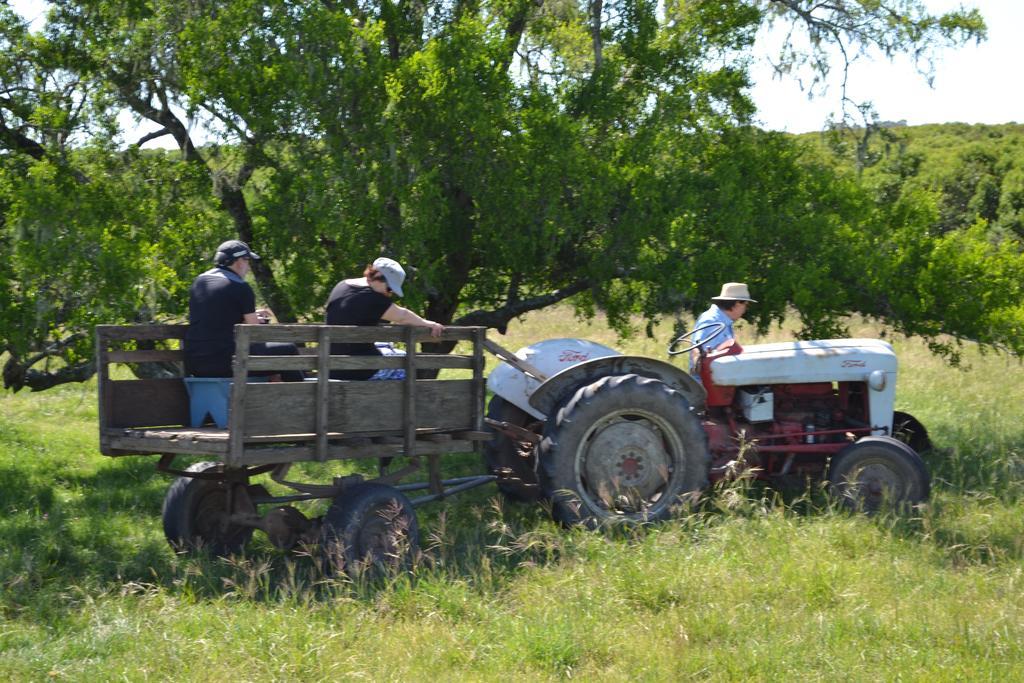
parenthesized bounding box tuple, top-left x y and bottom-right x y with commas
(528, 355, 707, 419)
(486, 338, 621, 419)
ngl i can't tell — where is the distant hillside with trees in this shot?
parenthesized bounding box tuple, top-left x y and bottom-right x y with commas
(800, 122, 1024, 237)
(792, 121, 1024, 360)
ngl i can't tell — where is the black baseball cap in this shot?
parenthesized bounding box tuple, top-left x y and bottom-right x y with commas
(214, 240, 261, 265)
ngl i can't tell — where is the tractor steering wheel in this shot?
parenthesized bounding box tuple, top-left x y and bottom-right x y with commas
(667, 321, 727, 357)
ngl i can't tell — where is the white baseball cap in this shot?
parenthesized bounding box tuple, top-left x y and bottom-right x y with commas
(373, 257, 406, 297)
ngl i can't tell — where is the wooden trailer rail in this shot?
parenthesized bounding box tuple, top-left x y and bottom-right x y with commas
(97, 324, 490, 469)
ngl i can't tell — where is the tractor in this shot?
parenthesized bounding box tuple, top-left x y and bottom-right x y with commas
(483, 326, 931, 527)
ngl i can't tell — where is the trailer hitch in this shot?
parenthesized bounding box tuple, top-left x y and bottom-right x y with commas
(484, 417, 542, 445)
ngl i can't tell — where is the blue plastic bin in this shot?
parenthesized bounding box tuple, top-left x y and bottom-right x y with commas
(183, 377, 233, 428)
(183, 377, 271, 428)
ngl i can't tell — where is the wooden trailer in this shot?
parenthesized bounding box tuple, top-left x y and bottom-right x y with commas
(96, 323, 494, 569)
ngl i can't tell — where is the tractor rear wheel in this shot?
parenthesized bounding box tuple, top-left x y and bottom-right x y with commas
(828, 437, 930, 513)
(539, 374, 709, 528)
(320, 482, 419, 576)
(482, 396, 542, 502)
(162, 461, 254, 556)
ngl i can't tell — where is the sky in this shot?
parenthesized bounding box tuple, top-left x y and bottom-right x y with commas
(749, 0, 1021, 132)
(9, 0, 1022, 140)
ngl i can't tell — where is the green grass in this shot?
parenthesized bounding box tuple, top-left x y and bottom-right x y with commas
(2, 308, 1023, 680)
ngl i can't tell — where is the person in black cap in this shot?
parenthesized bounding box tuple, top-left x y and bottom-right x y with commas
(325, 257, 444, 380)
(184, 239, 302, 381)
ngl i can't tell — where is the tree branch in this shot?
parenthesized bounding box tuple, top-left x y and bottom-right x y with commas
(133, 127, 171, 147)
(0, 110, 46, 159)
(453, 279, 593, 332)
(19, 361, 97, 392)
(118, 83, 204, 163)
(2, 333, 96, 392)
(499, 0, 543, 73)
(590, 0, 603, 72)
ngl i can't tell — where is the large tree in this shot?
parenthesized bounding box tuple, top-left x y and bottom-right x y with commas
(0, 0, 990, 390)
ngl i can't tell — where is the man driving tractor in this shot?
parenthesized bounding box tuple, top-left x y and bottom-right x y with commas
(689, 282, 756, 378)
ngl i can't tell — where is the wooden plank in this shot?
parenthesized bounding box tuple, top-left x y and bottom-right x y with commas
(416, 355, 473, 370)
(242, 382, 317, 435)
(96, 328, 112, 453)
(104, 431, 478, 463)
(96, 323, 485, 345)
(421, 433, 452, 443)
(108, 426, 228, 441)
(346, 380, 474, 433)
(242, 324, 330, 344)
(244, 324, 483, 345)
(107, 349, 185, 363)
(451, 430, 494, 441)
(244, 354, 473, 372)
(106, 435, 228, 456)
(241, 380, 476, 436)
(316, 327, 330, 461)
(242, 426, 451, 443)
(472, 328, 485, 432)
(236, 439, 478, 467)
(95, 325, 188, 341)
(246, 356, 318, 371)
(482, 337, 549, 381)
(472, 328, 486, 457)
(107, 379, 189, 428)
(403, 326, 417, 459)
(228, 325, 251, 468)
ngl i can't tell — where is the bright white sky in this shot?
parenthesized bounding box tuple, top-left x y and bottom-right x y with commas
(749, 0, 1023, 132)
(10, 0, 1022, 139)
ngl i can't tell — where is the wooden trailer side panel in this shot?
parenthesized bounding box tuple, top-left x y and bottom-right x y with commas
(240, 380, 476, 437)
(106, 378, 190, 428)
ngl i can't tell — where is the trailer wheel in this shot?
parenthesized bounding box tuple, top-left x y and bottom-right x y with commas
(828, 436, 930, 513)
(482, 396, 543, 502)
(320, 482, 419, 576)
(539, 374, 709, 528)
(162, 461, 254, 556)
(892, 410, 932, 453)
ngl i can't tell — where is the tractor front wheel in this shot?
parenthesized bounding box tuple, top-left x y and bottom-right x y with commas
(892, 410, 932, 453)
(539, 374, 709, 528)
(828, 437, 930, 513)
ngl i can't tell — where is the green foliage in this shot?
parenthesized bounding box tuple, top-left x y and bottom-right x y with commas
(0, 148, 224, 390)
(0, 0, 994, 389)
(799, 122, 1024, 360)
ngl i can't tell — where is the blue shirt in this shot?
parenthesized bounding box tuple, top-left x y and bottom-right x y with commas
(689, 304, 735, 375)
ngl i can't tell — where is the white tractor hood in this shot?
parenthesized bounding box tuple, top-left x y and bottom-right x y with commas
(711, 338, 897, 387)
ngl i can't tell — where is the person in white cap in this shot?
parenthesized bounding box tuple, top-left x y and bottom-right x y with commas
(324, 257, 444, 380)
(689, 282, 756, 377)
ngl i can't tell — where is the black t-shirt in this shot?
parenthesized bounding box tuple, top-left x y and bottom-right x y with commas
(325, 280, 392, 380)
(185, 267, 255, 374)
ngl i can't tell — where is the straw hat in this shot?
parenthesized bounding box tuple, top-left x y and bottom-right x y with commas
(711, 282, 756, 303)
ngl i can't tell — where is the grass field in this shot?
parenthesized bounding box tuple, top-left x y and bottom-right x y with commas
(2, 307, 1023, 680)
